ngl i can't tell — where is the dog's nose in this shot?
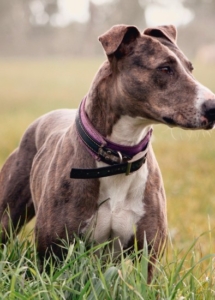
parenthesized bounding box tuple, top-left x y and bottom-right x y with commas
(202, 99, 215, 125)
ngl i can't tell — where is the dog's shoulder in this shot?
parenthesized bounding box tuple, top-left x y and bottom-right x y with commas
(31, 109, 77, 147)
(18, 108, 77, 153)
(35, 109, 77, 128)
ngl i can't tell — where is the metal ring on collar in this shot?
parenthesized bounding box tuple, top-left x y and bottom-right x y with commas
(117, 151, 123, 163)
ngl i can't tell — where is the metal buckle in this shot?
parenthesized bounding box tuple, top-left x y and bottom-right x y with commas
(116, 151, 123, 163)
(99, 147, 124, 164)
(125, 162, 132, 176)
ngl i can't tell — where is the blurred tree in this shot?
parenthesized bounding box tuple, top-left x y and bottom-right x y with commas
(82, 0, 146, 55)
(29, 0, 59, 26)
(0, 0, 30, 55)
(0, 0, 215, 57)
(178, 0, 215, 57)
(107, 0, 146, 28)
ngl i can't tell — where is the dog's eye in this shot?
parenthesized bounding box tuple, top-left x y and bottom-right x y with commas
(158, 66, 173, 75)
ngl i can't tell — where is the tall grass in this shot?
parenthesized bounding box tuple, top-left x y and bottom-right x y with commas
(0, 226, 214, 299)
(0, 58, 215, 297)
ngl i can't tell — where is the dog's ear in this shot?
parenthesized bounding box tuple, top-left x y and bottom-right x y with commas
(99, 25, 140, 57)
(144, 25, 177, 44)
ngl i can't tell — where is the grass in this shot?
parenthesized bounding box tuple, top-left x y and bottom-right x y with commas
(0, 227, 214, 299)
(0, 57, 215, 297)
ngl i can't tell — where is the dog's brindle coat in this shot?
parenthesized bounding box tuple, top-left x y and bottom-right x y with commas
(1, 25, 215, 281)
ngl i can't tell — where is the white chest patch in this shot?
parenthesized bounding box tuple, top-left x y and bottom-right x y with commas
(88, 160, 148, 250)
(81, 114, 152, 251)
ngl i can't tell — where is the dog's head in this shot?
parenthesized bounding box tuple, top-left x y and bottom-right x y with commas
(99, 24, 215, 130)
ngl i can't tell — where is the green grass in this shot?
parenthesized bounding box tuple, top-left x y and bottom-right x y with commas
(0, 227, 214, 299)
(0, 58, 215, 298)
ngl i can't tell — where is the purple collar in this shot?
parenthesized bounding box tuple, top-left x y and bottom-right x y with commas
(75, 98, 152, 165)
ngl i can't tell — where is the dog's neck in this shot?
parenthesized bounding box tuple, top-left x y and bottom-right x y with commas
(85, 61, 152, 147)
(85, 96, 152, 147)
(107, 115, 152, 146)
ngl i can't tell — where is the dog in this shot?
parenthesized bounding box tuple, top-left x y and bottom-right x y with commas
(0, 24, 215, 281)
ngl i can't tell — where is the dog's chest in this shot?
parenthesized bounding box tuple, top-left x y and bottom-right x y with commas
(87, 162, 148, 248)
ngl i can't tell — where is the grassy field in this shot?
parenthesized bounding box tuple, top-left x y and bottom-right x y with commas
(0, 58, 215, 298)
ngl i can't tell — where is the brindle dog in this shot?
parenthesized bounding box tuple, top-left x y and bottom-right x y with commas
(1, 25, 215, 281)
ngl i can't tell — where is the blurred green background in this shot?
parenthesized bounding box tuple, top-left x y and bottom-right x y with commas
(1, 0, 215, 256)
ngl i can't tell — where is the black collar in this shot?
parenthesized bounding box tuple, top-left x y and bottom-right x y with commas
(70, 154, 148, 179)
(70, 99, 152, 179)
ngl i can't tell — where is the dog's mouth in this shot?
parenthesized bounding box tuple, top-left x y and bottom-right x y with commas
(202, 121, 215, 130)
(162, 117, 176, 126)
(162, 115, 215, 130)
(162, 114, 195, 129)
